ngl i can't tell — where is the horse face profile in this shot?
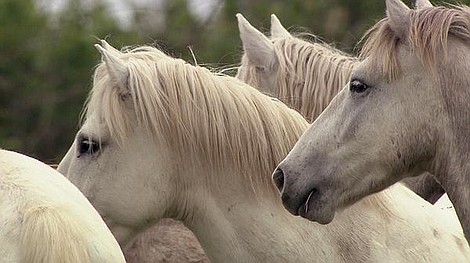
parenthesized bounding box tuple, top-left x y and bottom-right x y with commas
(58, 44, 178, 246)
(275, 0, 470, 241)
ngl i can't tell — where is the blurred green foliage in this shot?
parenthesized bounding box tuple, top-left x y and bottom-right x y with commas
(0, 0, 468, 162)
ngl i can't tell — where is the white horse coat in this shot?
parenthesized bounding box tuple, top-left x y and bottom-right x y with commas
(0, 149, 125, 263)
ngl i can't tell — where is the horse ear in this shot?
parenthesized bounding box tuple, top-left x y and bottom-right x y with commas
(100, 39, 122, 56)
(95, 43, 129, 96)
(414, 0, 432, 9)
(270, 14, 291, 39)
(386, 0, 411, 39)
(237, 13, 276, 69)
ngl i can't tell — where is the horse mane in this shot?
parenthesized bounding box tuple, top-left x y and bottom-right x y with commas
(85, 46, 309, 195)
(360, 4, 470, 81)
(20, 205, 91, 263)
(241, 35, 359, 122)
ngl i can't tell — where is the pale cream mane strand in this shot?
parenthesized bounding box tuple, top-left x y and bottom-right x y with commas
(276, 36, 359, 121)
(360, 4, 470, 81)
(85, 46, 309, 195)
(241, 35, 359, 122)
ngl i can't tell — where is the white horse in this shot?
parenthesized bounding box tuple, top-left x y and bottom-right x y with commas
(0, 149, 125, 263)
(236, 13, 445, 204)
(58, 40, 470, 262)
(273, 0, 470, 242)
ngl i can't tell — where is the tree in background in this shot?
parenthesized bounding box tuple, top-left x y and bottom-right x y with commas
(33, 0, 140, 160)
(0, 0, 47, 156)
(1, 0, 468, 162)
(0, 0, 140, 161)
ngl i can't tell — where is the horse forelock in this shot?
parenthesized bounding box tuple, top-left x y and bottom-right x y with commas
(85, 45, 308, 196)
(360, 4, 470, 81)
(83, 46, 170, 144)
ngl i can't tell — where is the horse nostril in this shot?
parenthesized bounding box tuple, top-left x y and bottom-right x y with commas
(272, 168, 285, 192)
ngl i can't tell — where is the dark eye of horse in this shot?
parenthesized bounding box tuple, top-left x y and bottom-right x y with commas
(78, 138, 100, 157)
(255, 66, 266, 72)
(350, 80, 369, 93)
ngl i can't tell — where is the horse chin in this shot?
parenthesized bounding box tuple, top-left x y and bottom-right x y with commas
(297, 192, 336, 224)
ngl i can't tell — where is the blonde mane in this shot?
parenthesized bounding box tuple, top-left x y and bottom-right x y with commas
(241, 36, 359, 122)
(85, 46, 308, 195)
(360, 4, 470, 81)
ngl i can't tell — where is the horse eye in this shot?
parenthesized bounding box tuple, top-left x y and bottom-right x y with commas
(78, 138, 100, 157)
(255, 66, 266, 72)
(350, 80, 369, 93)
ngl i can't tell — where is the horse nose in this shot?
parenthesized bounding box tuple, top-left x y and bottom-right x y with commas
(273, 165, 311, 216)
(272, 167, 285, 193)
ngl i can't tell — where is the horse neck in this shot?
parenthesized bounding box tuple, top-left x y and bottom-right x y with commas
(277, 41, 358, 122)
(170, 165, 443, 262)
(433, 115, 470, 241)
(173, 167, 339, 262)
(437, 157, 470, 240)
(430, 42, 470, 240)
(166, 155, 470, 262)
